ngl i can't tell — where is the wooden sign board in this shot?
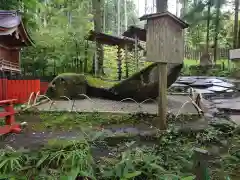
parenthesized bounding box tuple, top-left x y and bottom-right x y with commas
(140, 12, 188, 64)
(229, 49, 240, 60)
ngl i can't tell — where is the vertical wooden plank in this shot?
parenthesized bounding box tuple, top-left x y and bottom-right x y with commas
(158, 63, 167, 130)
(26, 80, 30, 103)
(21, 80, 25, 103)
(37, 79, 40, 93)
(117, 46, 122, 81)
(13, 80, 17, 103)
(19, 80, 22, 103)
(84, 41, 88, 73)
(94, 47, 98, 76)
(3, 78, 7, 100)
(15, 80, 18, 103)
(7, 80, 11, 100)
(134, 34, 139, 71)
(18, 80, 22, 103)
(124, 44, 129, 78)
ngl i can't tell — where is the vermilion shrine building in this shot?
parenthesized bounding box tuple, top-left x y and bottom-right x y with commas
(0, 10, 33, 75)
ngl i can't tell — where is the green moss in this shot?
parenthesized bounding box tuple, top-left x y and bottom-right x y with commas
(55, 73, 116, 88)
(17, 112, 136, 131)
(86, 75, 117, 88)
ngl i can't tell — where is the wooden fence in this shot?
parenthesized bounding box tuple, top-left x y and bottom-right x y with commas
(184, 46, 229, 60)
(0, 78, 40, 103)
(40, 81, 49, 95)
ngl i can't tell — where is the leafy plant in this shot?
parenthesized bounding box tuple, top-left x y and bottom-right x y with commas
(0, 149, 27, 174)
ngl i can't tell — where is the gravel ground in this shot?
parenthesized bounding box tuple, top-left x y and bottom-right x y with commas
(36, 94, 240, 125)
(36, 95, 203, 115)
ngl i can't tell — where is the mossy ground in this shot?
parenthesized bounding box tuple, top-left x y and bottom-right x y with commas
(16, 111, 136, 131)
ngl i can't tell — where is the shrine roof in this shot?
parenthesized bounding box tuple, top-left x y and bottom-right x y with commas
(87, 30, 143, 50)
(122, 25, 146, 42)
(0, 10, 34, 47)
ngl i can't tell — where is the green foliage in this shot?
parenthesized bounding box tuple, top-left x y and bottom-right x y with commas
(183, 64, 228, 76)
(2, 111, 240, 179)
(103, 0, 139, 34)
(0, 149, 27, 174)
(99, 142, 195, 180)
(21, 0, 94, 76)
(0, 140, 95, 179)
(18, 0, 140, 77)
(181, 59, 232, 77)
(182, 0, 233, 49)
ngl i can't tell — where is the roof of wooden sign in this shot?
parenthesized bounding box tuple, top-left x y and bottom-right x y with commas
(0, 10, 34, 48)
(139, 11, 189, 29)
(122, 25, 146, 42)
(87, 30, 143, 50)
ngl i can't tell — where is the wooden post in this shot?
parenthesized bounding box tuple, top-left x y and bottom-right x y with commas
(134, 34, 139, 71)
(117, 46, 122, 80)
(84, 41, 88, 73)
(193, 148, 210, 180)
(94, 48, 98, 76)
(124, 44, 129, 78)
(140, 12, 188, 130)
(158, 63, 167, 129)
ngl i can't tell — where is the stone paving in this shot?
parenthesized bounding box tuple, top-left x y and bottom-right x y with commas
(171, 76, 240, 125)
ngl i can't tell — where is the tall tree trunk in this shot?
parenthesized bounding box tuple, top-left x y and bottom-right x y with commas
(156, 0, 168, 12)
(103, 2, 106, 32)
(234, 0, 239, 48)
(117, 0, 121, 35)
(238, 20, 240, 48)
(206, 0, 211, 52)
(92, 0, 104, 75)
(213, 0, 221, 63)
(176, 0, 179, 16)
(125, 0, 128, 31)
(180, 0, 187, 18)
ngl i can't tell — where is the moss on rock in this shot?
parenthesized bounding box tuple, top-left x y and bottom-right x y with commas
(46, 73, 117, 99)
(46, 73, 87, 99)
(86, 75, 116, 89)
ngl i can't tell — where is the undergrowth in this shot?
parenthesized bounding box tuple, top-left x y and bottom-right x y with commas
(0, 122, 239, 180)
(1, 112, 239, 179)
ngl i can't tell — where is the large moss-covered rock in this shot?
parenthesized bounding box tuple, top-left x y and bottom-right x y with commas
(45, 62, 183, 101)
(109, 63, 183, 101)
(46, 73, 87, 99)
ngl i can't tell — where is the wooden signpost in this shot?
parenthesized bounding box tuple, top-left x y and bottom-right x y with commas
(229, 48, 240, 70)
(140, 12, 188, 130)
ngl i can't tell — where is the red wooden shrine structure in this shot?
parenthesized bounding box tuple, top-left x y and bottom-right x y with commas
(0, 10, 41, 102)
(0, 10, 33, 74)
(0, 10, 40, 135)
